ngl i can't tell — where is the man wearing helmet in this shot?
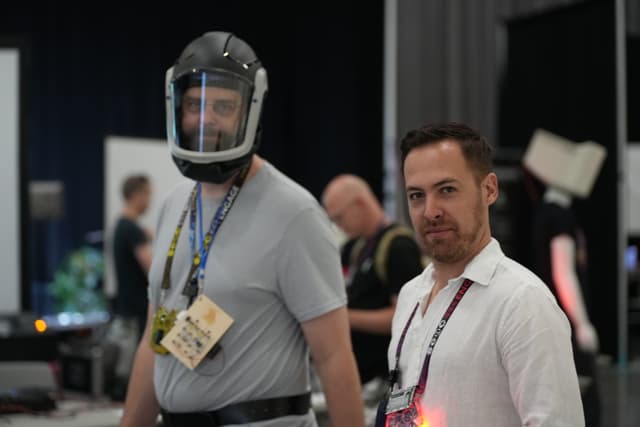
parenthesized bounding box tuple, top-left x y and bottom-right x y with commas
(180, 84, 245, 152)
(119, 32, 365, 427)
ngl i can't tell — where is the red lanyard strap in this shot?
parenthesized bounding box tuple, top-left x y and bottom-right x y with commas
(391, 279, 474, 392)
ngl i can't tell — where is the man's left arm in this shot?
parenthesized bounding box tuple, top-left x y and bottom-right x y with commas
(276, 207, 364, 425)
(499, 285, 584, 425)
(302, 307, 365, 427)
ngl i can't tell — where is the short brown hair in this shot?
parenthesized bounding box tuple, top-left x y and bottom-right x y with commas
(121, 175, 150, 201)
(399, 122, 494, 181)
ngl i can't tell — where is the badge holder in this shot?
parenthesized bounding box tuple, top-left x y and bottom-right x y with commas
(150, 306, 178, 355)
(160, 294, 233, 370)
(385, 386, 425, 427)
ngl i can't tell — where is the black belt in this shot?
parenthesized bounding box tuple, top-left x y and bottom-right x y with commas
(161, 392, 311, 426)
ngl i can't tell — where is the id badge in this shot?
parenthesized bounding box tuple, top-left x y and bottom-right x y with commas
(385, 386, 424, 427)
(385, 386, 416, 414)
(150, 306, 177, 355)
(160, 294, 234, 369)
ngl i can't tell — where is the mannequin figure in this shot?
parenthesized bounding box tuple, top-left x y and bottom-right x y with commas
(540, 186, 598, 352)
(524, 129, 606, 427)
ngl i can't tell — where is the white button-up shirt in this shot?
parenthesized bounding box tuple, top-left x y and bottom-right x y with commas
(388, 238, 584, 426)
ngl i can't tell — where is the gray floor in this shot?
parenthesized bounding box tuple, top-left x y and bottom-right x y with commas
(598, 361, 640, 427)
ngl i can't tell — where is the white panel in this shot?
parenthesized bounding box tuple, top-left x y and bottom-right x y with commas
(103, 136, 185, 297)
(0, 49, 20, 314)
(628, 144, 640, 235)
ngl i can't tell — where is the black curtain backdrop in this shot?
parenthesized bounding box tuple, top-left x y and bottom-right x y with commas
(1, 3, 383, 297)
(498, 0, 619, 358)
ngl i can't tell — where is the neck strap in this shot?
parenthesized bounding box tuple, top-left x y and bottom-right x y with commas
(390, 279, 474, 393)
(158, 164, 250, 306)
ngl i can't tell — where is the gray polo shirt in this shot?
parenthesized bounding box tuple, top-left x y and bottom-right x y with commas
(148, 162, 346, 425)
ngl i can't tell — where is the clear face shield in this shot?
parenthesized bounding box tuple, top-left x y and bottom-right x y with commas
(168, 70, 254, 162)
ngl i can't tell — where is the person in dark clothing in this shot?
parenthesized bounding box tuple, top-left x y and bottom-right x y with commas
(113, 174, 153, 333)
(322, 174, 425, 384)
(108, 174, 153, 399)
(530, 197, 602, 426)
(523, 129, 606, 427)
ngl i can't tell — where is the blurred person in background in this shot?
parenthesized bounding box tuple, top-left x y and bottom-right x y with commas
(108, 174, 153, 400)
(322, 174, 424, 388)
(523, 129, 606, 427)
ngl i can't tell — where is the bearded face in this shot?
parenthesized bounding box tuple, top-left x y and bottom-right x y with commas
(179, 86, 244, 153)
(180, 126, 238, 152)
(418, 190, 485, 263)
(404, 140, 498, 267)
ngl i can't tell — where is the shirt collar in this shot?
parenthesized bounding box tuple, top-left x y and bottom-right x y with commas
(422, 237, 504, 288)
(458, 238, 504, 286)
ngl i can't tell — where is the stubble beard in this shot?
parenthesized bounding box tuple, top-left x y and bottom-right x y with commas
(183, 127, 236, 152)
(420, 197, 484, 264)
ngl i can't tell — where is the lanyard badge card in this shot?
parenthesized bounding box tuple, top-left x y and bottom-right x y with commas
(385, 387, 424, 427)
(152, 167, 247, 363)
(381, 279, 475, 427)
(160, 294, 234, 369)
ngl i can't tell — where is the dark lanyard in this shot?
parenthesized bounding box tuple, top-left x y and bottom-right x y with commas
(158, 165, 250, 306)
(349, 222, 388, 273)
(390, 279, 474, 393)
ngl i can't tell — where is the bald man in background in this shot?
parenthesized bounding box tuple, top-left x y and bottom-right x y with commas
(322, 175, 424, 385)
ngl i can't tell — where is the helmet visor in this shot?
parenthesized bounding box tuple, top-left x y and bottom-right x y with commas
(171, 70, 252, 155)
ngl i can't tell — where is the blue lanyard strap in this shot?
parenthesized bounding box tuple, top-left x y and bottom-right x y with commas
(180, 165, 250, 301)
(391, 279, 474, 392)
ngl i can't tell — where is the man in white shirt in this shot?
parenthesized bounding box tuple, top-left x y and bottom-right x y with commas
(381, 122, 583, 426)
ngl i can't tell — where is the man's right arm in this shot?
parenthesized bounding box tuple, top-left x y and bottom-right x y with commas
(134, 242, 153, 273)
(119, 304, 160, 427)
